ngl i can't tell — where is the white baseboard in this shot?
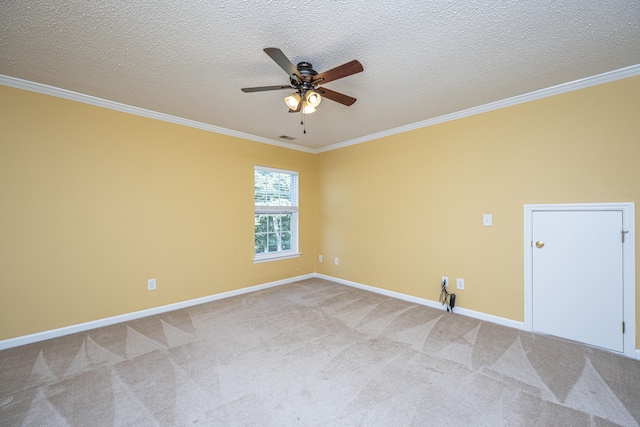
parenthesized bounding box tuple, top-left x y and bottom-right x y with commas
(3, 272, 638, 358)
(315, 273, 527, 331)
(316, 274, 640, 358)
(0, 273, 314, 351)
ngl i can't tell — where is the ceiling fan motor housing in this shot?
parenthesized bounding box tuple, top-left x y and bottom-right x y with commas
(296, 62, 317, 79)
(292, 62, 319, 90)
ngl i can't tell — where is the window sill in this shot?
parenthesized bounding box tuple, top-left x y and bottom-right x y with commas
(253, 252, 302, 264)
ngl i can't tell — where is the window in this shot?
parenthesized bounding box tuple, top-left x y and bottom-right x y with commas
(254, 166, 299, 262)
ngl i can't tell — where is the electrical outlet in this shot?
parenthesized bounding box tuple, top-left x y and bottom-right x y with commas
(334, 257, 339, 266)
(442, 276, 448, 287)
(319, 255, 323, 262)
(148, 278, 156, 291)
(456, 278, 465, 290)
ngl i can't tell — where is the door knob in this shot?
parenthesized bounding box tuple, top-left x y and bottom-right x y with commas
(535, 241, 545, 248)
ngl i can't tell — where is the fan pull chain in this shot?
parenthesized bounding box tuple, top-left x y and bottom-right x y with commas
(301, 109, 306, 134)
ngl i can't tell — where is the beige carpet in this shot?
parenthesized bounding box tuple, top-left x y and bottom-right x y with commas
(1, 278, 639, 426)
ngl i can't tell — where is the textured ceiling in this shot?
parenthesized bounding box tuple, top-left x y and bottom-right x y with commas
(1, 1, 639, 150)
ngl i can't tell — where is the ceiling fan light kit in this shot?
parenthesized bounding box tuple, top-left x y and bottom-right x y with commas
(242, 48, 363, 120)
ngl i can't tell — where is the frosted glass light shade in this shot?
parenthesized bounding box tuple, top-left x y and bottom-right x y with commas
(301, 103, 316, 114)
(305, 91, 322, 107)
(284, 93, 301, 109)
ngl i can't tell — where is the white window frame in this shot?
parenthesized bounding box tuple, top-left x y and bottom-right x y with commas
(253, 166, 300, 263)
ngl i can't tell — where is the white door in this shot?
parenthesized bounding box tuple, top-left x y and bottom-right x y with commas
(532, 210, 624, 352)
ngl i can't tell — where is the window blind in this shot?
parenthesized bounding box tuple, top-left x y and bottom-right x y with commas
(254, 166, 298, 213)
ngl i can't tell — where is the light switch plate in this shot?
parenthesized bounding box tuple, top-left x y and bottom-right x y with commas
(483, 214, 492, 226)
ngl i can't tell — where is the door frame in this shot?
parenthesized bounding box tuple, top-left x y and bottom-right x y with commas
(524, 203, 636, 358)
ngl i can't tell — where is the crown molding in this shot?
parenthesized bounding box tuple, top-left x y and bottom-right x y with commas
(316, 64, 640, 153)
(0, 75, 316, 154)
(3, 64, 639, 155)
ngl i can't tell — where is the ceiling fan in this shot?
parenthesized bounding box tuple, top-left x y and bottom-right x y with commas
(241, 48, 364, 115)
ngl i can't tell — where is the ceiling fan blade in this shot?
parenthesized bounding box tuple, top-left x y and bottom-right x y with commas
(241, 85, 293, 93)
(263, 47, 303, 82)
(313, 60, 363, 85)
(316, 87, 357, 106)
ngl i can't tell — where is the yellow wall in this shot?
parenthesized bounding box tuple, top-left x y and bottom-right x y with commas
(316, 76, 640, 343)
(2, 75, 639, 346)
(0, 85, 316, 340)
